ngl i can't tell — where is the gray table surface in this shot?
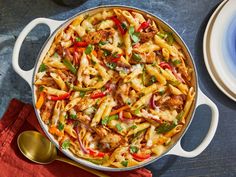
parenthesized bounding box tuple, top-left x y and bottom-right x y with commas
(1, 0, 236, 176)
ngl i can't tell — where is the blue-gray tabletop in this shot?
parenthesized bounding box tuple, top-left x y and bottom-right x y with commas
(0, 0, 235, 176)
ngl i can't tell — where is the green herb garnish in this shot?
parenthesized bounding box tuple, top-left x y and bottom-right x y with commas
(58, 122, 64, 131)
(121, 160, 128, 167)
(62, 59, 77, 74)
(61, 139, 70, 149)
(102, 114, 119, 125)
(116, 123, 123, 132)
(171, 59, 181, 66)
(101, 116, 109, 125)
(112, 52, 119, 58)
(70, 114, 77, 119)
(166, 32, 174, 45)
(53, 52, 59, 58)
(130, 146, 139, 154)
(39, 86, 44, 92)
(121, 23, 127, 31)
(85, 44, 93, 54)
(134, 109, 141, 115)
(150, 76, 157, 84)
(129, 26, 140, 43)
(80, 91, 86, 98)
(39, 63, 47, 72)
(106, 62, 116, 70)
(75, 37, 82, 42)
(158, 90, 165, 95)
(103, 49, 111, 57)
(132, 53, 142, 62)
(99, 41, 107, 47)
(130, 125, 137, 129)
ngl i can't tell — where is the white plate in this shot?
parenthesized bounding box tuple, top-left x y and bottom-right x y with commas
(203, 0, 236, 101)
(209, 0, 236, 95)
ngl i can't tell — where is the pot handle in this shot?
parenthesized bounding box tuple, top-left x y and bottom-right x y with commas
(167, 88, 219, 157)
(12, 18, 65, 88)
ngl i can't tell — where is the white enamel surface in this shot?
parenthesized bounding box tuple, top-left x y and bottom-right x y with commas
(209, 0, 236, 94)
(167, 89, 219, 157)
(203, 0, 236, 102)
(12, 18, 65, 88)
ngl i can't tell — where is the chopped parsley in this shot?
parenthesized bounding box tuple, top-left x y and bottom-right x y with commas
(112, 52, 119, 58)
(39, 86, 44, 92)
(126, 99, 131, 105)
(106, 62, 116, 70)
(150, 76, 157, 84)
(129, 26, 140, 43)
(158, 90, 165, 95)
(75, 37, 82, 42)
(103, 49, 111, 57)
(132, 53, 142, 62)
(38, 63, 47, 72)
(58, 122, 64, 131)
(70, 114, 77, 119)
(102, 114, 119, 125)
(62, 59, 77, 74)
(85, 44, 93, 54)
(121, 160, 128, 167)
(79, 91, 86, 98)
(53, 52, 59, 58)
(171, 59, 181, 66)
(99, 41, 108, 47)
(101, 117, 109, 125)
(116, 123, 123, 132)
(130, 125, 137, 129)
(134, 109, 141, 115)
(130, 146, 139, 154)
(61, 139, 70, 149)
(121, 23, 127, 31)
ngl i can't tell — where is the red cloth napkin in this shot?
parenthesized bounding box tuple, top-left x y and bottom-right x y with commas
(0, 99, 152, 177)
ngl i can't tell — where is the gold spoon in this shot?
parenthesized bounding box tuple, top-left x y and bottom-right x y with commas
(17, 130, 109, 177)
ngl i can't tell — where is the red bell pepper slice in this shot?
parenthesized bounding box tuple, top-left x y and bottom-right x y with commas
(111, 54, 122, 62)
(48, 93, 70, 101)
(111, 16, 126, 35)
(90, 92, 106, 99)
(87, 148, 105, 158)
(137, 22, 150, 32)
(132, 153, 151, 161)
(75, 41, 88, 47)
(159, 62, 172, 70)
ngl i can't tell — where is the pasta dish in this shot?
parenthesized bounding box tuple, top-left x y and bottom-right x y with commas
(34, 8, 195, 168)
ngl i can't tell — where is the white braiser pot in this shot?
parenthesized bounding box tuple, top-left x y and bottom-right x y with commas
(12, 6, 219, 172)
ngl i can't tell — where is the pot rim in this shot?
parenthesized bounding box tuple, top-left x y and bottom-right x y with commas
(31, 5, 198, 171)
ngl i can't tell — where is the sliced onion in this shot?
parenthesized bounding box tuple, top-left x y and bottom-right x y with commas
(150, 94, 159, 110)
(172, 67, 185, 83)
(75, 125, 88, 154)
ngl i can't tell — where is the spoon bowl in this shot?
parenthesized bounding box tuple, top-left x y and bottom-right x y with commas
(17, 130, 57, 164)
(17, 131, 109, 177)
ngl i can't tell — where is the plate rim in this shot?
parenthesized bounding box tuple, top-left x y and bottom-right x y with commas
(203, 0, 236, 102)
(209, 0, 236, 94)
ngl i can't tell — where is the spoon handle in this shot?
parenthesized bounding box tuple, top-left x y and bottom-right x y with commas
(56, 156, 110, 177)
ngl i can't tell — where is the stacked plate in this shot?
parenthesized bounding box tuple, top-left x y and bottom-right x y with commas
(203, 0, 236, 101)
